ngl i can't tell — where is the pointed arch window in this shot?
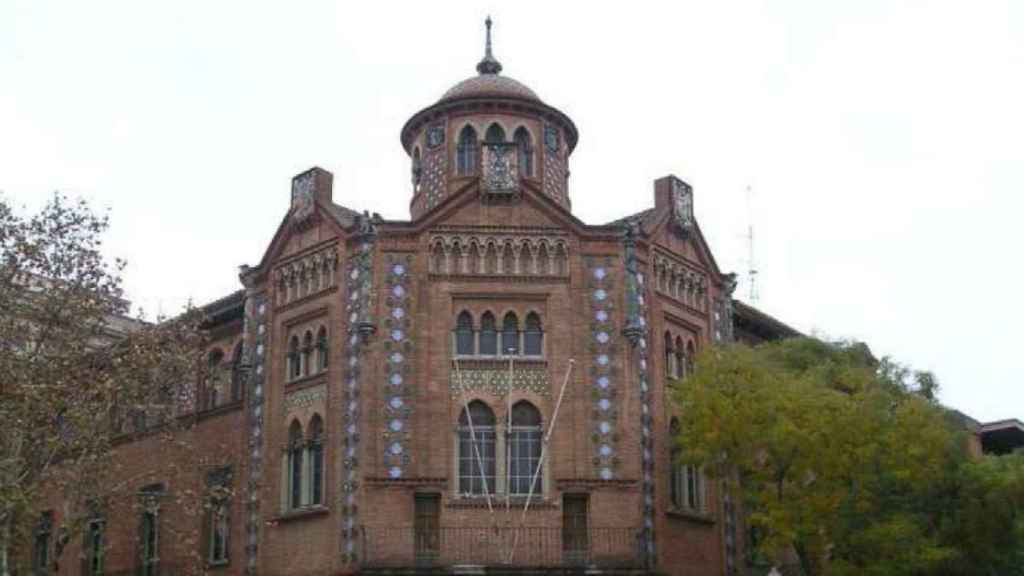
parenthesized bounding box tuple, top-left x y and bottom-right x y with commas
(509, 401, 543, 495)
(302, 331, 313, 377)
(206, 349, 224, 410)
(412, 147, 422, 188)
(674, 336, 685, 380)
(524, 312, 543, 356)
(485, 123, 506, 144)
(230, 341, 243, 402)
(686, 341, 696, 378)
(479, 312, 497, 356)
(288, 420, 303, 510)
(288, 336, 301, 381)
(455, 311, 475, 356)
(458, 401, 496, 495)
(308, 415, 324, 506)
(502, 312, 519, 355)
(317, 327, 329, 372)
(664, 333, 675, 379)
(670, 417, 706, 513)
(457, 126, 478, 175)
(514, 127, 533, 176)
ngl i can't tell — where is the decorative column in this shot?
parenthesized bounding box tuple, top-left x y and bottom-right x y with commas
(585, 256, 619, 481)
(381, 253, 415, 479)
(237, 269, 266, 576)
(340, 214, 377, 565)
(621, 220, 655, 568)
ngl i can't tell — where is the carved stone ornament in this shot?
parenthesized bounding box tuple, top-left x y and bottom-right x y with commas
(291, 172, 316, 222)
(671, 177, 695, 235)
(544, 125, 559, 154)
(426, 123, 445, 150)
(482, 144, 518, 194)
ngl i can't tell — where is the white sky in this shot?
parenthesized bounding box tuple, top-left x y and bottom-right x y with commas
(2, 1, 1021, 422)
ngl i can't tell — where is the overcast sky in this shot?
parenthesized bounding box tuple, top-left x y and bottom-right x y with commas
(2, 1, 1021, 422)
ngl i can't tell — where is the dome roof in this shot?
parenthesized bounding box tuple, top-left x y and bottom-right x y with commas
(440, 73, 540, 103)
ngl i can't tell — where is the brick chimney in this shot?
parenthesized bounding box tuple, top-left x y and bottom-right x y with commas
(653, 174, 690, 213)
(291, 167, 334, 206)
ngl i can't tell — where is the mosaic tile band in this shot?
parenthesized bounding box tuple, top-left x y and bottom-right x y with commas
(382, 254, 414, 479)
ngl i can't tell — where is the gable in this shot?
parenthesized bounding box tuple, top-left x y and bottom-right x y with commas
(645, 209, 723, 278)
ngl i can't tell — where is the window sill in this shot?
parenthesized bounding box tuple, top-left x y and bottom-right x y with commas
(205, 559, 230, 570)
(451, 356, 547, 367)
(666, 508, 715, 525)
(285, 372, 328, 390)
(447, 496, 555, 510)
(273, 506, 329, 524)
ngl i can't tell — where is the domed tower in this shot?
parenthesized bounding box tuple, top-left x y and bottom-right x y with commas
(401, 18, 578, 220)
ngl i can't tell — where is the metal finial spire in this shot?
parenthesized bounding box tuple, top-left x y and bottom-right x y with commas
(476, 16, 503, 75)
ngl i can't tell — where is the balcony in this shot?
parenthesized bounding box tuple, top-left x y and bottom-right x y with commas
(360, 526, 646, 574)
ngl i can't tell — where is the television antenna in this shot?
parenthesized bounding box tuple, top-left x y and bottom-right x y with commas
(744, 185, 759, 303)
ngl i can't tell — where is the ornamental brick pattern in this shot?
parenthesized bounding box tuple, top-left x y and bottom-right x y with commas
(381, 254, 414, 479)
(586, 256, 620, 481)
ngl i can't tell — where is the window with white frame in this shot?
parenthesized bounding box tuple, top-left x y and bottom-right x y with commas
(669, 418, 707, 514)
(284, 415, 326, 512)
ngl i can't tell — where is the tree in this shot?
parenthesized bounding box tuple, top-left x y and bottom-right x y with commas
(672, 338, 1024, 575)
(0, 193, 206, 574)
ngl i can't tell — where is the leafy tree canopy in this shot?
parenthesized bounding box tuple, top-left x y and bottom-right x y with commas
(673, 338, 1024, 576)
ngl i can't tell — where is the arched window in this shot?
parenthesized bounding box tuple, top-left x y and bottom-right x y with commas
(514, 127, 533, 176)
(524, 313, 543, 356)
(288, 420, 303, 510)
(288, 336, 301, 381)
(670, 418, 683, 508)
(674, 336, 685, 380)
(686, 341, 696, 378)
(302, 331, 313, 377)
(664, 333, 675, 379)
(479, 312, 497, 356)
(431, 240, 446, 274)
(308, 415, 324, 506)
(502, 312, 519, 355)
(206, 349, 224, 410)
(412, 147, 422, 188)
(455, 311, 475, 356)
(456, 126, 478, 175)
(458, 401, 496, 495)
(509, 401, 542, 495)
(669, 417, 705, 512)
(485, 123, 506, 144)
(317, 327, 329, 372)
(230, 341, 243, 402)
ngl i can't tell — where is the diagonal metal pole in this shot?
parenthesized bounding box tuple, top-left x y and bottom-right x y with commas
(507, 359, 575, 564)
(453, 359, 495, 520)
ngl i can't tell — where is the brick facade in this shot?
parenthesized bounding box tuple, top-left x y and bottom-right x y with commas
(34, 24, 800, 576)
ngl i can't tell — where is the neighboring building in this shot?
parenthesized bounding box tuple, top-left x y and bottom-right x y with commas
(955, 412, 1024, 457)
(35, 20, 803, 576)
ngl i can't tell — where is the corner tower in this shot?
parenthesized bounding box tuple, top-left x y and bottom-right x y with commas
(400, 17, 578, 219)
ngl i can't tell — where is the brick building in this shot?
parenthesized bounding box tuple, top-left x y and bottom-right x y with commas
(33, 20, 800, 576)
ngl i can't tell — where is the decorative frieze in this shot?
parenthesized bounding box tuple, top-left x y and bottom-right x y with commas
(274, 246, 339, 306)
(283, 384, 326, 411)
(429, 234, 569, 277)
(446, 364, 550, 397)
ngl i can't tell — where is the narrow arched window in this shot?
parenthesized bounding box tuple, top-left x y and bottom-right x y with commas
(514, 127, 533, 176)
(458, 401, 496, 495)
(455, 311, 474, 356)
(485, 123, 506, 144)
(686, 341, 696, 378)
(412, 147, 422, 188)
(431, 241, 446, 274)
(670, 418, 683, 508)
(308, 415, 324, 506)
(675, 336, 685, 380)
(479, 312, 497, 356)
(302, 331, 313, 377)
(288, 420, 303, 509)
(288, 336, 300, 381)
(524, 312, 543, 356)
(502, 312, 519, 355)
(457, 126, 478, 175)
(206, 349, 224, 410)
(509, 401, 542, 495)
(664, 333, 675, 379)
(317, 327, 329, 372)
(230, 341, 243, 402)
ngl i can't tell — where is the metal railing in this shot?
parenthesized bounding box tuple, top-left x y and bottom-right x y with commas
(360, 526, 641, 570)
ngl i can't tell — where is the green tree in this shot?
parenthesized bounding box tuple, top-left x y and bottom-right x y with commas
(672, 338, 1022, 576)
(0, 193, 206, 575)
